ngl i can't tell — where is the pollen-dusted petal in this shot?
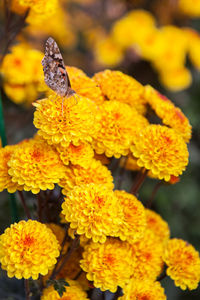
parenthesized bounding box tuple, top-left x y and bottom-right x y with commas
(56, 142, 94, 168)
(119, 279, 166, 300)
(131, 124, 189, 181)
(114, 190, 146, 242)
(0, 220, 60, 280)
(0, 145, 24, 193)
(33, 95, 99, 148)
(61, 183, 122, 243)
(80, 238, 134, 292)
(144, 85, 192, 142)
(92, 100, 149, 158)
(130, 229, 165, 281)
(93, 69, 146, 114)
(163, 238, 200, 290)
(59, 159, 114, 191)
(41, 278, 89, 300)
(8, 138, 66, 194)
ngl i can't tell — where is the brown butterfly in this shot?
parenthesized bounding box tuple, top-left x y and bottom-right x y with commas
(42, 37, 76, 99)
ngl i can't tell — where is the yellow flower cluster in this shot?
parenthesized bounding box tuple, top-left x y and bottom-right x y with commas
(0, 43, 44, 105)
(0, 220, 60, 279)
(163, 239, 200, 290)
(60, 159, 114, 191)
(93, 9, 200, 91)
(8, 138, 66, 194)
(41, 279, 89, 300)
(80, 238, 134, 292)
(178, 0, 200, 17)
(131, 124, 189, 181)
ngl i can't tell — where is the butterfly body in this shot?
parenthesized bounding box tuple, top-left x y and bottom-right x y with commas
(42, 37, 76, 98)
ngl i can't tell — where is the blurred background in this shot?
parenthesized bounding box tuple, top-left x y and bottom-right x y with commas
(0, 0, 200, 299)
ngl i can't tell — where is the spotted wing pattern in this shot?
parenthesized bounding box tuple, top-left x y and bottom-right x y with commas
(42, 37, 71, 97)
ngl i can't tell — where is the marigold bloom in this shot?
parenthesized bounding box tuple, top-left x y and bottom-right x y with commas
(0, 145, 23, 193)
(185, 28, 200, 69)
(114, 190, 146, 242)
(0, 43, 44, 104)
(93, 70, 146, 114)
(120, 154, 141, 172)
(8, 139, 66, 194)
(56, 142, 94, 168)
(159, 67, 192, 92)
(41, 279, 89, 300)
(131, 125, 189, 181)
(130, 230, 164, 281)
(178, 0, 200, 17)
(144, 85, 192, 142)
(146, 209, 170, 244)
(92, 101, 148, 158)
(119, 279, 166, 300)
(163, 238, 200, 290)
(33, 95, 98, 148)
(60, 159, 114, 191)
(61, 183, 122, 243)
(0, 220, 60, 280)
(80, 238, 134, 292)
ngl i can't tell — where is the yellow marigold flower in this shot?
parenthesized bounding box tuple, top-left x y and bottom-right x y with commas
(60, 159, 114, 191)
(0, 220, 60, 280)
(95, 36, 124, 67)
(80, 238, 134, 292)
(159, 67, 192, 92)
(146, 209, 170, 244)
(0, 43, 44, 105)
(65, 66, 104, 105)
(144, 85, 192, 142)
(185, 28, 200, 69)
(120, 154, 141, 172)
(33, 95, 98, 148)
(46, 223, 66, 248)
(8, 139, 66, 194)
(131, 125, 189, 181)
(130, 229, 164, 281)
(114, 190, 146, 242)
(178, 0, 200, 17)
(93, 70, 146, 114)
(163, 238, 200, 290)
(119, 279, 166, 300)
(111, 10, 156, 49)
(41, 278, 89, 300)
(0, 145, 23, 193)
(92, 101, 148, 158)
(56, 142, 94, 168)
(61, 183, 122, 243)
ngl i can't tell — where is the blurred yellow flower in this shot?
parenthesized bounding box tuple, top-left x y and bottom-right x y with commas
(60, 159, 114, 191)
(120, 154, 141, 172)
(0, 220, 60, 280)
(56, 142, 94, 168)
(130, 229, 164, 281)
(93, 70, 146, 114)
(80, 238, 134, 292)
(8, 138, 66, 194)
(0, 145, 23, 193)
(163, 238, 200, 290)
(159, 67, 192, 92)
(41, 279, 89, 300)
(33, 95, 98, 148)
(146, 209, 170, 244)
(0, 43, 44, 105)
(185, 28, 200, 69)
(144, 85, 192, 142)
(119, 279, 166, 300)
(178, 0, 200, 17)
(114, 190, 146, 242)
(61, 183, 122, 243)
(131, 125, 189, 181)
(92, 100, 148, 158)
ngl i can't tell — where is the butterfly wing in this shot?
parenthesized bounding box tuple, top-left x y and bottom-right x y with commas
(42, 37, 71, 96)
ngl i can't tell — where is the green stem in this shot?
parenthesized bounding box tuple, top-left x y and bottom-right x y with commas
(0, 92, 19, 222)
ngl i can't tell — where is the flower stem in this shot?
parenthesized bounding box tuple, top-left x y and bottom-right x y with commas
(131, 169, 148, 195)
(18, 191, 31, 219)
(146, 181, 163, 208)
(24, 279, 30, 300)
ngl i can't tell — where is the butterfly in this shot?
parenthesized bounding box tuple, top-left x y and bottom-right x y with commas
(42, 37, 76, 99)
